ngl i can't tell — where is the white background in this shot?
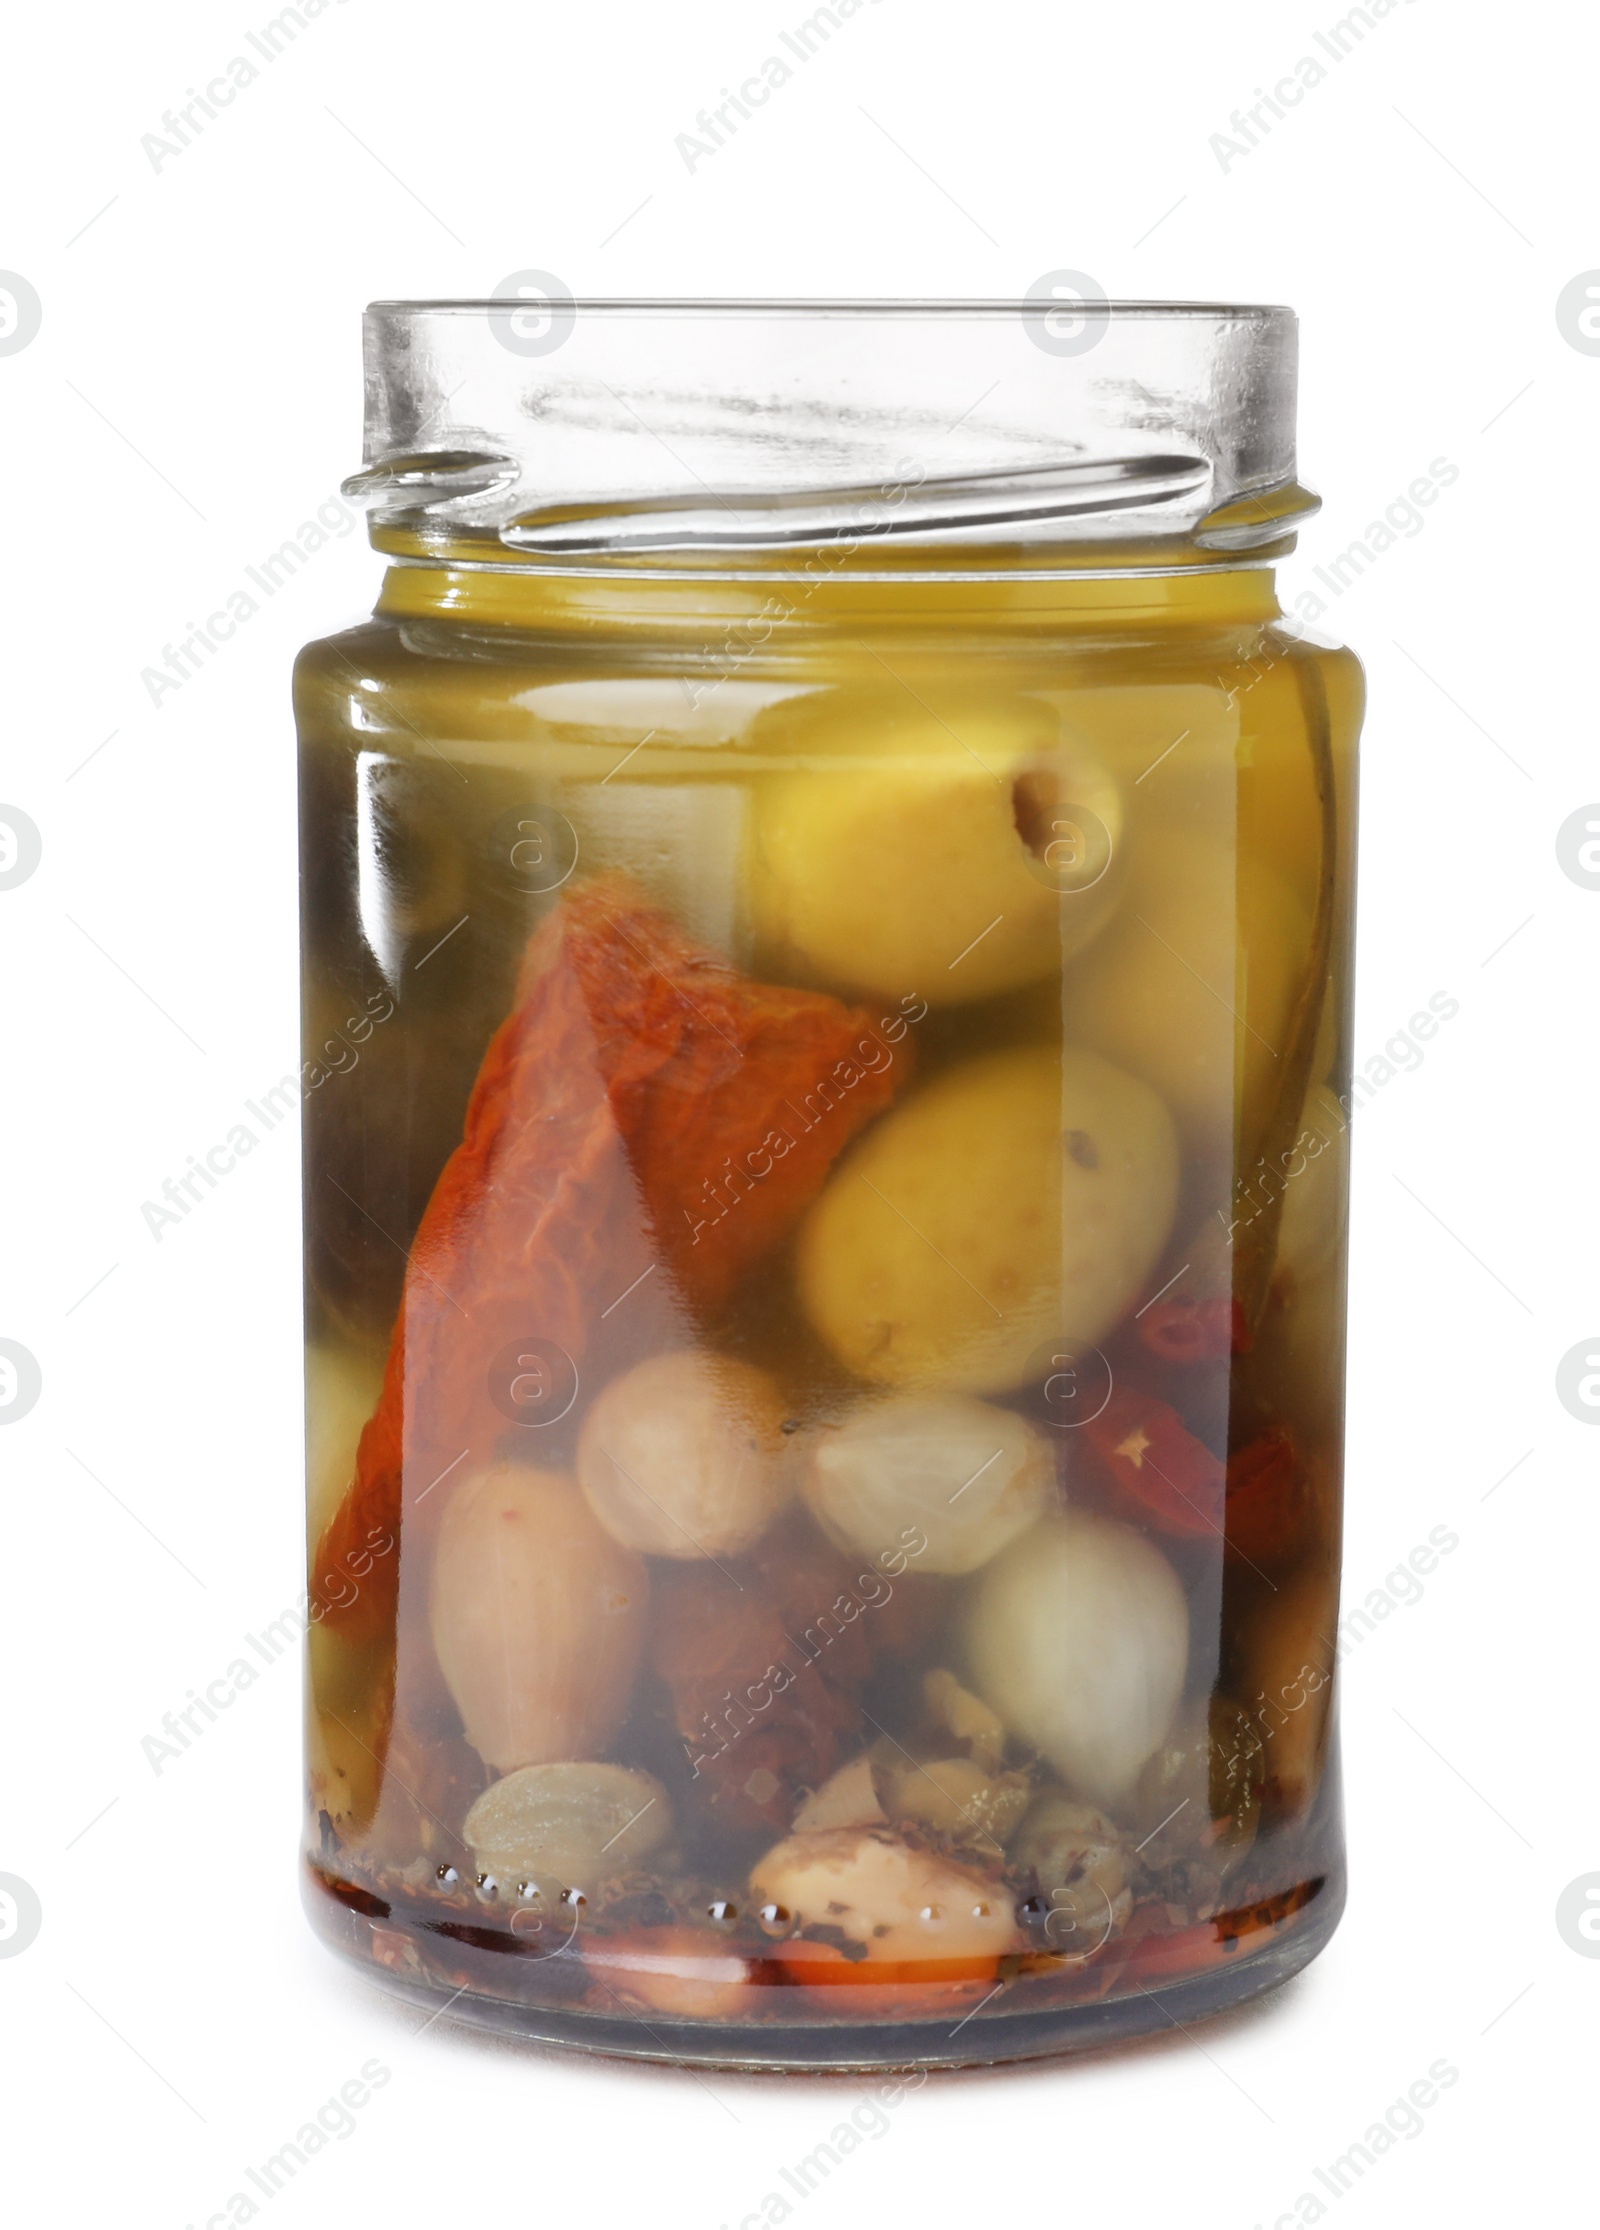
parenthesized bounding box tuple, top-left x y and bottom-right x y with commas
(1, 1, 1592, 2223)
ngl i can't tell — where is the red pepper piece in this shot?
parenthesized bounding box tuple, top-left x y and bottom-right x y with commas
(1137, 1295, 1252, 1364)
(312, 878, 909, 1643)
(1224, 1428, 1306, 1565)
(771, 1938, 1004, 2005)
(1083, 1386, 1227, 1539)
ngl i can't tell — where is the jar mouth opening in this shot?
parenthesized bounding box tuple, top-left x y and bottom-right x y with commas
(368, 296, 1293, 322)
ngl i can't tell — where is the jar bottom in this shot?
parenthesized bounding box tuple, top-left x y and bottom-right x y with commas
(304, 1859, 1344, 2072)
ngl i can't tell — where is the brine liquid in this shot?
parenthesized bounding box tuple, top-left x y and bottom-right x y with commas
(297, 582, 1359, 2064)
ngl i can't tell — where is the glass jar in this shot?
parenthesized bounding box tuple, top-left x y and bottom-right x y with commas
(297, 299, 1361, 2068)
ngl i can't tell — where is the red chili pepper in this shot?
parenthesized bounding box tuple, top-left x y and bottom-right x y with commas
(1083, 1387, 1226, 1538)
(312, 877, 909, 1644)
(1224, 1429, 1305, 1565)
(1137, 1295, 1252, 1364)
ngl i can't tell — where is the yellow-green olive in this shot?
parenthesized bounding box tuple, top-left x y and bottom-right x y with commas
(1067, 826, 1310, 1154)
(749, 695, 1122, 1005)
(797, 1045, 1178, 1393)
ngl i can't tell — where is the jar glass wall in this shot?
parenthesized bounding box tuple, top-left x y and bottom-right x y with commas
(298, 302, 1361, 2068)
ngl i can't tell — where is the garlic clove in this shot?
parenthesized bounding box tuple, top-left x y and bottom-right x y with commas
(965, 1511, 1189, 1808)
(430, 1464, 649, 1772)
(577, 1350, 791, 1561)
(792, 1752, 887, 1832)
(801, 1393, 1053, 1574)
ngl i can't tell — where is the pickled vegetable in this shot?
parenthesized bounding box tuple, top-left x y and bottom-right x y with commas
(965, 1512, 1190, 1807)
(312, 878, 906, 1646)
(749, 1827, 1018, 1973)
(463, 1763, 670, 1890)
(1067, 827, 1310, 1153)
(800, 1393, 1053, 1573)
(1011, 1793, 1135, 1942)
(577, 1350, 791, 1560)
(797, 1045, 1179, 1394)
(750, 696, 1122, 1004)
(430, 1465, 649, 1772)
(300, 557, 1355, 2058)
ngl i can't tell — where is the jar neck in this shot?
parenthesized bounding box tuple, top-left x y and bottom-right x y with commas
(374, 557, 1284, 640)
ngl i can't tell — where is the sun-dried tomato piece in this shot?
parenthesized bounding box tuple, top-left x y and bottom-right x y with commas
(311, 878, 909, 1644)
(541, 883, 908, 1309)
(1083, 1386, 1227, 1539)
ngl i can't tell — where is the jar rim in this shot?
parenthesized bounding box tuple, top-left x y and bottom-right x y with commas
(369, 296, 1293, 323)
(354, 297, 1306, 566)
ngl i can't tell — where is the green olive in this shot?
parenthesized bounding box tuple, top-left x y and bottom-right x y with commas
(1066, 826, 1310, 1154)
(749, 695, 1122, 1005)
(797, 1044, 1178, 1393)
